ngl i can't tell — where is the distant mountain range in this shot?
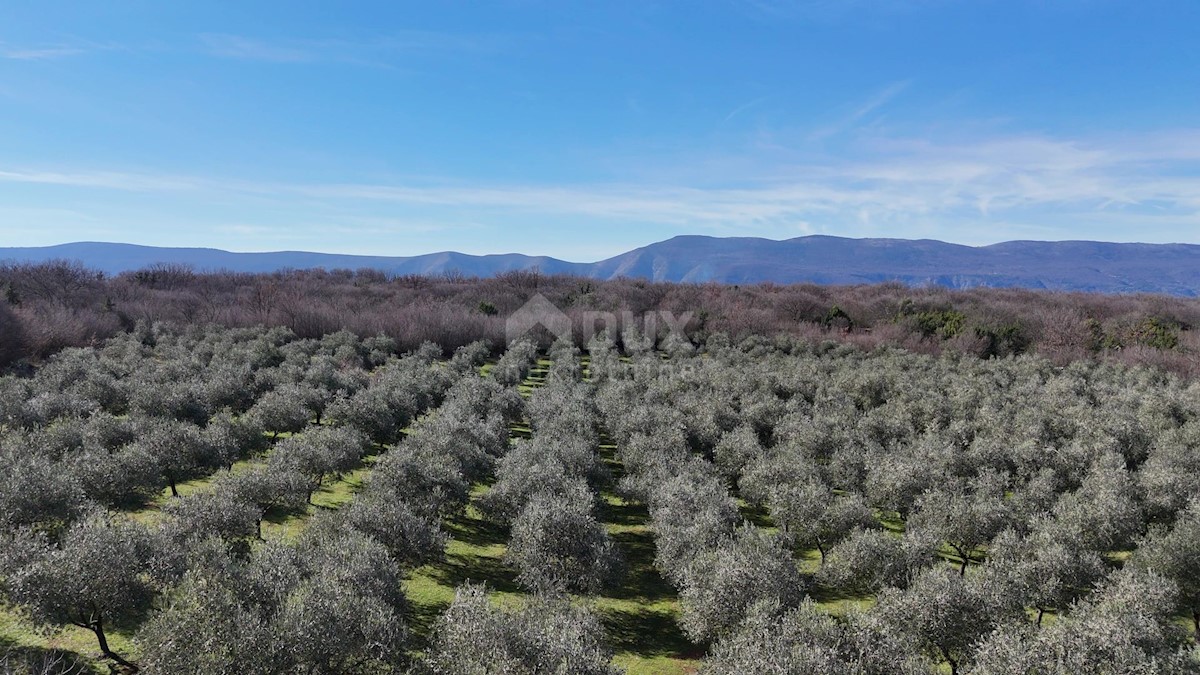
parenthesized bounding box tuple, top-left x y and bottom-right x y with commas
(2, 236, 1198, 296)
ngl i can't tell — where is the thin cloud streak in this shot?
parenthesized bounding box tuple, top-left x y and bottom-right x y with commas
(809, 80, 912, 141)
(1, 128, 1197, 241)
(199, 31, 510, 67)
(0, 44, 86, 60)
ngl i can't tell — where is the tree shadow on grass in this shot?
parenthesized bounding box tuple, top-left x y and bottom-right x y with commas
(404, 597, 451, 647)
(0, 640, 96, 675)
(606, 530, 677, 603)
(600, 498, 647, 528)
(428, 551, 522, 595)
(443, 512, 508, 549)
(597, 607, 700, 663)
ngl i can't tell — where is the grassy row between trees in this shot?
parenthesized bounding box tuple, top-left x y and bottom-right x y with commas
(6, 322, 1200, 673)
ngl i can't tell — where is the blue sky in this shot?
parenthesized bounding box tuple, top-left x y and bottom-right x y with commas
(1, 1, 1197, 260)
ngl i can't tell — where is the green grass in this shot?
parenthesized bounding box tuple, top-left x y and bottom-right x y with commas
(1, 433, 384, 671)
(400, 359, 703, 674)
(0, 603, 135, 674)
(596, 493, 702, 674)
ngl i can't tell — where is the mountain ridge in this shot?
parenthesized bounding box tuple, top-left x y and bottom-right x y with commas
(2, 236, 1197, 296)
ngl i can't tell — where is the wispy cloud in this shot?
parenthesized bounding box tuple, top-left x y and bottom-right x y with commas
(200, 35, 315, 64)
(199, 31, 508, 67)
(722, 95, 772, 124)
(1, 127, 1197, 244)
(809, 80, 911, 140)
(0, 43, 87, 60)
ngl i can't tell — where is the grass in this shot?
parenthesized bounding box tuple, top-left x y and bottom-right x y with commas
(596, 442, 701, 674)
(401, 358, 703, 673)
(0, 603, 136, 674)
(0, 430, 384, 672)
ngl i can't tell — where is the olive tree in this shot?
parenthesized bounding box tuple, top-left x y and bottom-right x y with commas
(342, 489, 448, 568)
(907, 482, 1011, 576)
(678, 525, 805, 643)
(767, 478, 877, 564)
(0, 447, 86, 535)
(817, 528, 940, 595)
(162, 488, 260, 543)
(504, 491, 622, 594)
(868, 566, 1021, 675)
(0, 513, 159, 672)
(1129, 501, 1200, 638)
(417, 584, 620, 675)
(268, 427, 369, 502)
(969, 569, 1198, 674)
(983, 522, 1106, 625)
(703, 599, 926, 675)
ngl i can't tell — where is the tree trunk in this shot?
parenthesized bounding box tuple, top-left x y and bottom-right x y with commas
(1036, 607, 1045, 625)
(950, 544, 969, 575)
(1192, 611, 1199, 642)
(816, 541, 826, 566)
(89, 618, 139, 673)
(168, 478, 179, 498)
(938, 646, 958, 675)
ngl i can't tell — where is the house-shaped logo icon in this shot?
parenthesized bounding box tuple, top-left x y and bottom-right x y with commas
(506, 293, 572, 343)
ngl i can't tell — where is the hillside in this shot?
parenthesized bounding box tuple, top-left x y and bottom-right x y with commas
(2, 236, 1198, 295)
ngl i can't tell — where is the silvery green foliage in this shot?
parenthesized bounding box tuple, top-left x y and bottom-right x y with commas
(868, 566, 1023, 675)
(982, 521, 1106, 623)
(647, 469, 740, 585)
(129, 415, 217, 497)
(448, 340, 492, 373)
(369, 444, 472, 518)
(163, 487, 260, 543)
(324, 351, 455, 445)
(1129, 501, 1200, 637)
(223, 466, 311, 527)
(0, 445, 86, 534)
(1050, 451, 1144, 553)
(817, 528, 939, 594)
(546, 337, 583, 382)
(203, 409, 269, 469)
(678, 525, 805, 643)
(491, 339, 537, 387)
(660, 331, 695, 358)
(246, 383, 317, 438)
(620, 323, 653, 356)
(968, 569, 1200, 674)
(68, 439, 163, 508)
(907, 475, 1013, 575)
(480, 457, 591, 525)
(417, 584, 620, 675)
(505, 490, 622, 594)
(342, 489, 447, 568)
(584, 332, 622, 383)
(81, 411, 137, 452)
(269, 426, 369, 499)
(765, 476, 877, 562)
(139, 529, 408, 675)
(712, 425, 764, 482)
(1137, 422, 1200, 523)
(247, 381, 324, 432)
(703, 599, 926, 675)
(1, 512, 159, 671)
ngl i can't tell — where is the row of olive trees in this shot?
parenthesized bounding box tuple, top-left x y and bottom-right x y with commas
(590, 337, 808, 648)
(594, 335, 1200, 672)
(0, 326, 478, 672)
(482, 338, 623, 595)
(135, 346, 517, 673)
